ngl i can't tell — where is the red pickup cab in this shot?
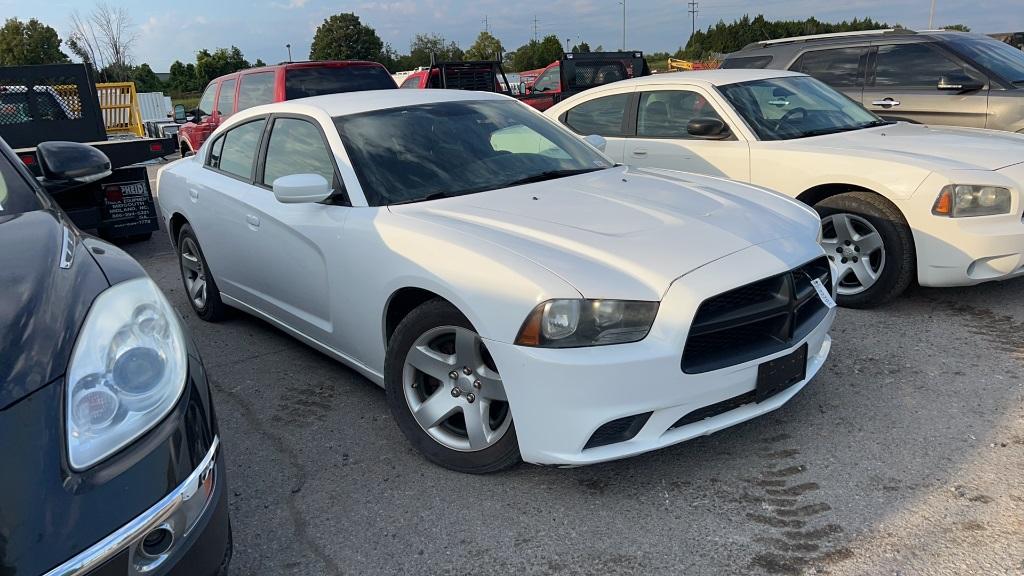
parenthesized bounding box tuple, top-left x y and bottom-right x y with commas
(177, 61, 396, 156)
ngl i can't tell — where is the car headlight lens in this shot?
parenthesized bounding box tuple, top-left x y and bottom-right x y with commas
(515, 299, 659, 347)
(67, 277, 187, 470)
(932, 184, 1012, 217)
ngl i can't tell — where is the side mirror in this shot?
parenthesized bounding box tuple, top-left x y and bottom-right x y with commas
(937, 75, 984, 92)
(272, 173, 332, 204)
(686, 117, 730, 139)
(583, 134, 607, 152)
(173, 104, 187, 123)
(36, 141, 111, 192)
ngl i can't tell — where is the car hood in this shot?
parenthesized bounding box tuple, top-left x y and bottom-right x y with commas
(802, 122, 1024, 171)
(0, 211, 108, 410)
(389, 166, 819, 300)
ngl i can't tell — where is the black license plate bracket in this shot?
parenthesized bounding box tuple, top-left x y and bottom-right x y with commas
(756, 344, 808, 403)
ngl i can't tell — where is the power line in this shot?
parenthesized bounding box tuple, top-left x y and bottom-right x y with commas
(688, 1, 699, 39)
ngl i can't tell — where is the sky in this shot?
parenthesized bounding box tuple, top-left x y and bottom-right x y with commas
(3, 0, 1023, 71)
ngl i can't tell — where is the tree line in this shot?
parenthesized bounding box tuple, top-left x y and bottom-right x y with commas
(0, 9, 975, 95)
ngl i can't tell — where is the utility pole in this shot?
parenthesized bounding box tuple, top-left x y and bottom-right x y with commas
(285, 43, 292, 62)
(482, 15, 489, 33)
(688, 1, 699, 40)
(928, 0, 936, 28)
(532, 15, 539, 42)
(619, 0, 626, 50)
(566, 38, 572, 52)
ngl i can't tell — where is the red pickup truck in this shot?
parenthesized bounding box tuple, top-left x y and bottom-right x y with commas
(176, 60, 396, 156)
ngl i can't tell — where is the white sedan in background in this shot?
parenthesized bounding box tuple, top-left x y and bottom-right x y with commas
(547, 70, 1024, 307)
(157, 89, 836, 472)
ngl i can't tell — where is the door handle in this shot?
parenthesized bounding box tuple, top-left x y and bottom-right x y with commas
(632, 148, 648, 157)
(871, 98, 900, 108)
(245, 214, 260, 229)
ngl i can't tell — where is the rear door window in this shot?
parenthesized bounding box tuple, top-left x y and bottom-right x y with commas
(216, 78, 237, 116)
(214, 119, 266, 179)
(563, 93, 631, 136)
(237, 72, 276, 111)
(400, 75, 422, 89)
(791, 48, 867, 87)
(285, 66, 396, 99)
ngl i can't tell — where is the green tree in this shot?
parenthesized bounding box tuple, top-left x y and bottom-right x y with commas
(510, 34, 563, 71)
(132, 63, 163, 92)
(571, 41, 591, 53)
(466, 31, 503, 61)
(942, 24, 971, 32)
(253, 58, 267, 67)
(0, 17, 69, 65)
(404, 33, 463, 67)
(678, 15, 892, 59)
(309, 13, 384, 61)
(196, 46, 250, 85)
(168, 60, 200, 93)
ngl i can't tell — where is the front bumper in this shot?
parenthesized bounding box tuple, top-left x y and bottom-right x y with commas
(44, 437, 230, 576)
(909, 169, 1024, 287)
(487, 238, 836, 466)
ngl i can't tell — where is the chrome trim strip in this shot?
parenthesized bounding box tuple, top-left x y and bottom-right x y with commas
(59, 226, 75, 269)
(43, 436, 220, 576)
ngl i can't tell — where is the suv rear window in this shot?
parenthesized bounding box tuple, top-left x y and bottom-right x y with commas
(285, 66, 396, 99)
(721, 55, 773, 69)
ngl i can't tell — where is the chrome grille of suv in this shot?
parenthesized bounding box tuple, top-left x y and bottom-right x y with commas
(681, 257, 832, 374)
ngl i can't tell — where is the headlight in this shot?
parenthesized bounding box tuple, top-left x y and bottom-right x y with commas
(66, 277, 187, 470)
(932, 184, 1012, 217)
(515, 299, 659, 347)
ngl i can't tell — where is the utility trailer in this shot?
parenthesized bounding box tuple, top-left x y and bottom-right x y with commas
(0, 63, 176, 240)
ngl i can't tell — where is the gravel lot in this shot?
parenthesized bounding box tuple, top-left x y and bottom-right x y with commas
(132, 168, 1023, 575)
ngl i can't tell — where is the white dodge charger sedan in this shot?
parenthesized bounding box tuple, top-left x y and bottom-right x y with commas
(547, 70, 1024, 308)
(157, 89, 836, 472)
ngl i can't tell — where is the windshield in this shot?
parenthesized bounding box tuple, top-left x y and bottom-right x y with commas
(718, 76, 883, 141)
(285, 66, 397, 100)
(945, 35, 1024, 83)
(333, 99, 613, 206)
(0, 152, 42, 215)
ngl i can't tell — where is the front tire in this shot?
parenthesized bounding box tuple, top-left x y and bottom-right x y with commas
(385, 299, 520, 474)
(177, 223, 227, 321)
(814, 191, 915, 308)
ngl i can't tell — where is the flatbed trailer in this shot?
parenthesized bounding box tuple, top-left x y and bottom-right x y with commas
(0, 63, 174, 240)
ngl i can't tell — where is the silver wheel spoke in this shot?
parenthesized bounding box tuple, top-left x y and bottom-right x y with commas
(475, 369, 507, 401)
(462, 400, 492, 450)
(834, 214, 858, 243)
(190, 278, 206, 300)
(181, 252, 201, 273)
(850, 258, 878, 288)
(413, 390, 459, 429)
(406, 345, 455, 382)
(859, 231, 884, 254)
(454, 328, 481, 367)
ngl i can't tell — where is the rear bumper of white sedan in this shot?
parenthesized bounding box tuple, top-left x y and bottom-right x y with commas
(486, 238, 837, 467)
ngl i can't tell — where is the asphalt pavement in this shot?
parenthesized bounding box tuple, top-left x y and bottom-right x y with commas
(129, 170, 1023, 575)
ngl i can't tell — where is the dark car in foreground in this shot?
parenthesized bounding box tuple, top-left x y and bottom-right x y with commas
(0, 137, 230, 575)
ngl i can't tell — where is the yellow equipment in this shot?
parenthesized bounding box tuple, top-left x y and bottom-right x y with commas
(96, 82, 144, 137)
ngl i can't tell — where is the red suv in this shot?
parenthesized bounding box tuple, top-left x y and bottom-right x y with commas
(177, 61, 396, 156)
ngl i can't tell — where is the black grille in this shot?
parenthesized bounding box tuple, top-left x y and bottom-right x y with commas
(583, 412, 652, 450)
(670, 389, 757, 429)
(431, 63, 499, 91)
(681, 257, 831, 374)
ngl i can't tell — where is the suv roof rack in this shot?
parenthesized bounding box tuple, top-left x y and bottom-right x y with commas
(744, 28, 915, 49)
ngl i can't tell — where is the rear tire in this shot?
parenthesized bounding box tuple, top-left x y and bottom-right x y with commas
(177, 223, 227, 322)
(814, 191, 914, 308)
(385, 299, 520, 474)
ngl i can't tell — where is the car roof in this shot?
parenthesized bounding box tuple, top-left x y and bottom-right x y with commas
(615, 68, 806, 87)
(245, 88, 511, 118)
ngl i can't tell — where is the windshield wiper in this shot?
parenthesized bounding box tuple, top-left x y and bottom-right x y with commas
(857, 119, 894, 128)
(387, 191, 452, 206)
(503, 167, 606, 188)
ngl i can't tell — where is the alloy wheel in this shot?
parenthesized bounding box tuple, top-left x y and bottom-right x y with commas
(179, 237, 208, 310)
(820, 213, 886, 296)
(402, 326, 511, 452)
